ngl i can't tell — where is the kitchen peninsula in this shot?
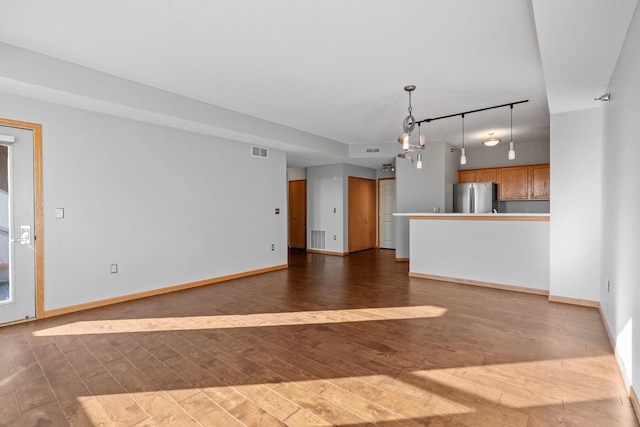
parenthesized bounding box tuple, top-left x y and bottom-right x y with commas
(395, 213, 550, 294)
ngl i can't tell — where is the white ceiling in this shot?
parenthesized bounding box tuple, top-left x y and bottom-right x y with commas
(0, 0, 637, 168)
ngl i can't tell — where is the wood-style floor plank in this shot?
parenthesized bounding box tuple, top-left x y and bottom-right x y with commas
(0, 248, 637, 426)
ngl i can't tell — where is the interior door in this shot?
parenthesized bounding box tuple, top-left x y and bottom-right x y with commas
(379, 178, 395, 249)
(348, 177, 375, 253)
(0, 125, 36, 324)
(288, 180, 306, 249)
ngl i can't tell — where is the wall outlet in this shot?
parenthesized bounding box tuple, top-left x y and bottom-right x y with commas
(110, 263, 118, 274)
(55, 208, 64, 219)
(271, 244, 275, 251)
(275, 208, 280, 215)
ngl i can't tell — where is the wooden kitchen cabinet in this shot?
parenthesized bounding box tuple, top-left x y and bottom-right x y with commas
(476, 168, 497, 182)
(458, 168, 497, 183)
(530, 164, 550, 199)
(458, 170, 477, 183)
(498, 166, 529, 200)
(459, 164, 550, 201)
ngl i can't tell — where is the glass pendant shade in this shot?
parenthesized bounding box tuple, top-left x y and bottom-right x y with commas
(399, 133, 410, 150)
(460, 147, 467, 165)
(416, 152, 423, 169)
(508, 141, 516, 160)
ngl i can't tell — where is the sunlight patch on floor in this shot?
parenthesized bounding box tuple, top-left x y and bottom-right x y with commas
(69, 356, 628, 425)
(404, 355, 624, 408)
(32, 305, 447, 336)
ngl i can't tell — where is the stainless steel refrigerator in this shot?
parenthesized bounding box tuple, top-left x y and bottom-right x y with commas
(453, 182, 498, 213)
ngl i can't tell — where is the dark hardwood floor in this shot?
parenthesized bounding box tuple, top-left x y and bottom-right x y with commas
(0, 248, 636, 426)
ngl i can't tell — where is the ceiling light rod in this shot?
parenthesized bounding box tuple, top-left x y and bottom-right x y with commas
(416, 99, 529, 125)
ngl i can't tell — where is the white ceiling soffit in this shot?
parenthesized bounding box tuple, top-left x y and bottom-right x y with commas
(0, 1, 631, 167)
(532, 0, 639, 115)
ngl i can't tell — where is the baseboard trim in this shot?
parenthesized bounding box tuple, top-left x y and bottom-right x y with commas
(598, 304, 640, 424)
(43, 264, 288, 318)
(306, 249, 348, 256)
(0, 317, 37, 328)
(395, 258, 409, 262)
(409, 272, 549, 296)
(598, 304, 615, 350)
(548, 295, 599, 308)
(631, 387, 640, 425)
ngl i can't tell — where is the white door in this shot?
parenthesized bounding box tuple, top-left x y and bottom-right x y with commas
(0, 125, 36, 324)
(379, 179, 396, 249)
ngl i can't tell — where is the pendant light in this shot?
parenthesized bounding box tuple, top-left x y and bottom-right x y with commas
(508, 104, 516, 160)
(397, 85, 426, 169)
(460, 114, 467, 165)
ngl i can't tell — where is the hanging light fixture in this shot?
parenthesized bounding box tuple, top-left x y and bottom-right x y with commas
(397, 85, 425, 169)
(460, 114, 467, 165)
(508, 104, 516, 160)
(394, 87, 528, 166)
(482, 132, 501, 147)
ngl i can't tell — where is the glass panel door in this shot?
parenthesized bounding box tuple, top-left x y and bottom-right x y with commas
(0, 145, 8, 303)
(0, 126, 36, 324)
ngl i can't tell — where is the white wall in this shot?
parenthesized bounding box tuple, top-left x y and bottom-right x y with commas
(306, 164, 345, 253)
(395, 141, 457, 258)
(306, 163, 376, 254)
(600, 2, 640, 391)
(287, 167, 306, 181)
(0, 92, 287, 311)
(549, 108, 602, 303)
(410, 218, 550, 291)
(459, 138, 550, 169)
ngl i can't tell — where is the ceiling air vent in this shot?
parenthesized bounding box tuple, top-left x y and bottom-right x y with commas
(251, 145, 269, 158)
(366, 148, 380, 153)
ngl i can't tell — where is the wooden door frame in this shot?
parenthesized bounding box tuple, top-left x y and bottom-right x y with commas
(0, 118, 44, 320)
(378, 177, 395, 249)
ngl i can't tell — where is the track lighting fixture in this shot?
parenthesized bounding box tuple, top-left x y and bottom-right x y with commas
(395, 86, 528, 167)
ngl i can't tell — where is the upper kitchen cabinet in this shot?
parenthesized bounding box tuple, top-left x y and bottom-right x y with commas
(457, 168, 497, 183)
(498, 166, 529, 200)
(476, 168, 497, 183)
(458, 170, 477, 183)
(458, 164, 550, 201)
(530, 164, 550, 200)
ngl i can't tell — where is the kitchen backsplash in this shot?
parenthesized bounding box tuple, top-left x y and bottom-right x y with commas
(499, 200, 550, 213)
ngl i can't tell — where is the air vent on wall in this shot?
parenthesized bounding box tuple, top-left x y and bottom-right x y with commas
(309, 230, 326, 250)
(366, 148, 380, 153)
(251, 145, 269, 158)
